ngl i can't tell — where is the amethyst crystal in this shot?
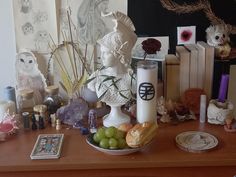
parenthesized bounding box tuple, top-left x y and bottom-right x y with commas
(56, 98, 88, 126)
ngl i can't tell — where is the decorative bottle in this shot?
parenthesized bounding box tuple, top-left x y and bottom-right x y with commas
(43, 85, 63, 115)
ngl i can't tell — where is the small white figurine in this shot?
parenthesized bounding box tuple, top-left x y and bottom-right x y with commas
(15, 49, 47, 104)
(50, 113, 56, 127)
(206, 24, 231, 58)
(87, 11, 137, 127)
(56, 119, 61, 130)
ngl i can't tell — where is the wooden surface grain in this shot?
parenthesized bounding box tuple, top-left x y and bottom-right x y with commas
(0, 120, 236, 177)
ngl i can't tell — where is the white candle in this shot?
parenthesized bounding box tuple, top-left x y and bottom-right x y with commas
(200, 95, 206, 123)
(0, 100, 16, 122)
(136, 61, 158, 123)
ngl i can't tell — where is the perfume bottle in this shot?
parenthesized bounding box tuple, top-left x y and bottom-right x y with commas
(88, 109, 97, 133)
(44, 85, 63, 115)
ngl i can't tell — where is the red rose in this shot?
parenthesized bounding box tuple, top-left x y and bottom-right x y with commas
(142, 38, 161, 55)
(181, 30, 192, 42)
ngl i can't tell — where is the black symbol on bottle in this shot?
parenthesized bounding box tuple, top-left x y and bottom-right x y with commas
(138, 82, 155, 101)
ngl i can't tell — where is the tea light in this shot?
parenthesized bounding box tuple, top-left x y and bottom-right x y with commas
(136, 61, 158, 124)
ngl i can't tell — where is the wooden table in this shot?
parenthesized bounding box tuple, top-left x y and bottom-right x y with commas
(0, 120, 236, 177)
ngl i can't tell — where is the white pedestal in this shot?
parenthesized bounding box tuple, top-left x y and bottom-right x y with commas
(103, 105, 130, 128)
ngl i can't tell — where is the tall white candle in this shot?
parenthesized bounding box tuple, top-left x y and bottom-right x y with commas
(200, 95, 207, 123)
(0, 100, 16, 122)
(137, 61, 158, 123)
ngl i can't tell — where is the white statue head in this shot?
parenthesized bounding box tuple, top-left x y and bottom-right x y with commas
(98, 11, 137, 69)
(206, 24, 230, 47)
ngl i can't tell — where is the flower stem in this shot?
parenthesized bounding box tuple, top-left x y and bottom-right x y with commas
(144, 52, 147, 60)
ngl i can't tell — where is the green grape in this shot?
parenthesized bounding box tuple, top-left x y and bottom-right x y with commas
(105, 126, 116, 138)
(93, 133, 100, 143)
(109, 138, 118, 149)
(97, 127, 105, 134)
(96, 128, 106, 141)
(118, 138, 127, 149)
(114, 130, 125, 139)
(99, 138, 109, 149)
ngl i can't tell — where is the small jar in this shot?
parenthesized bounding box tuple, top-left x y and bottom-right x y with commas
(18, 89, 35, 114)
(22, 112, 30, 129)
(44, 85, 63, 115)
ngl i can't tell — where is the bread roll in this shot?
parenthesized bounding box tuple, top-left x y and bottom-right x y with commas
(118, 123, 133, 133)
(126, 122, 158, 148)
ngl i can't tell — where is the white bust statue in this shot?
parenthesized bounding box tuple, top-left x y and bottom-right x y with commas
(87, 11, 137, 127)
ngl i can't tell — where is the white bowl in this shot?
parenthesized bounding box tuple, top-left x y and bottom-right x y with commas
(86, 134, 144, 155)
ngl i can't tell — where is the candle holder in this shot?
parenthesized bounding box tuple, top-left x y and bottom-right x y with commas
(207, 99, 234, 125)
(136, 61, 158, 124)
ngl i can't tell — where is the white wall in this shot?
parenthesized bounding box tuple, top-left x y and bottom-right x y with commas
(0, 1, 16, 100)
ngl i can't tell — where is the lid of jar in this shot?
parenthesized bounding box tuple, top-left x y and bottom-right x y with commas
(19, 89, 34, 99)
(45, 85, 59, 95)
(22, 112, 29, 116)
(33, 104, 47, 113)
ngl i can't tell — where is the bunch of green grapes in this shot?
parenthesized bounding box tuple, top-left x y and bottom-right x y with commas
(93, 126, 128, 149)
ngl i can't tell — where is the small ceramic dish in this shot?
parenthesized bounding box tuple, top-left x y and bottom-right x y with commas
(175, 131, 218, 153)
(86, 134, 145, 155)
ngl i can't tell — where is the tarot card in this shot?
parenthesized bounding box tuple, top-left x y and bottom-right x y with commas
(30, 134, 64, 160)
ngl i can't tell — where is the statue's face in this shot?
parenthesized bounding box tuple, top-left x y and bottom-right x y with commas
(101, 46, 117, 67)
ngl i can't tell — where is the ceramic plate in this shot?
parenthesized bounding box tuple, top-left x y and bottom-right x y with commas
(175, 131, 218, 153)
(86, 134, 144, 155)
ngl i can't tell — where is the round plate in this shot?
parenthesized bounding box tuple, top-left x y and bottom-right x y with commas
(86, 134, 144, 155)
(175, 131, 218, 153)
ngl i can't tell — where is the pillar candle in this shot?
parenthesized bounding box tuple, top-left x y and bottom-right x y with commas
(136, 61, 158, 124)
(218, 74, 229, 103)
(199, 94, 207, 123)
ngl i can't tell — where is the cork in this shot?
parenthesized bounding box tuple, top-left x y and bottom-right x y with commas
(19, 89, 34, 100)
(45, 85, 59, 95)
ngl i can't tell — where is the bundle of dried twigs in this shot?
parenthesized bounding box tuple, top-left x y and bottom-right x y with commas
(160, 0, 236, 34)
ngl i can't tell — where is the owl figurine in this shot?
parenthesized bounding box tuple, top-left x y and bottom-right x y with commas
(206, 24, 231, 58)
(15, 49, 47, 104)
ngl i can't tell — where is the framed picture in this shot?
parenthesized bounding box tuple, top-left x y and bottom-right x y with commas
(131, 36, 169, 81)
(30, 134, 64, 160)
(132, 36, 169, 61)
(177, 26, 196, 45)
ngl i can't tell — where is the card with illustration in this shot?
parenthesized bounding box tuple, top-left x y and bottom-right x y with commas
(132, 36, 169, 61)
(30, 134, 64, 160)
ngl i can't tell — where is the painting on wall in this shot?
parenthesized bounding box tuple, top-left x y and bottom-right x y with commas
(132, 36, 169, 61)
(54, 0, 128, 99)
(12, 0, 58, 53)
(58, 0, 127, 44)
(177, 26, 196, 45)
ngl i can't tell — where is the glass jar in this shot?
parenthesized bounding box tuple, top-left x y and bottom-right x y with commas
(18, 89, 35, 114)
(43, 85, 63, 115)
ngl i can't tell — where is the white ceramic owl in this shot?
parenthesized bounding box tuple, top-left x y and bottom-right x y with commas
(15, 49, 47, 104)
(206, 24, 231, 58)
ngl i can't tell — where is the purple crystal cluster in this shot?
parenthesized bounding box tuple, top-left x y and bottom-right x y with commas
(56, 98, 88, 126)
